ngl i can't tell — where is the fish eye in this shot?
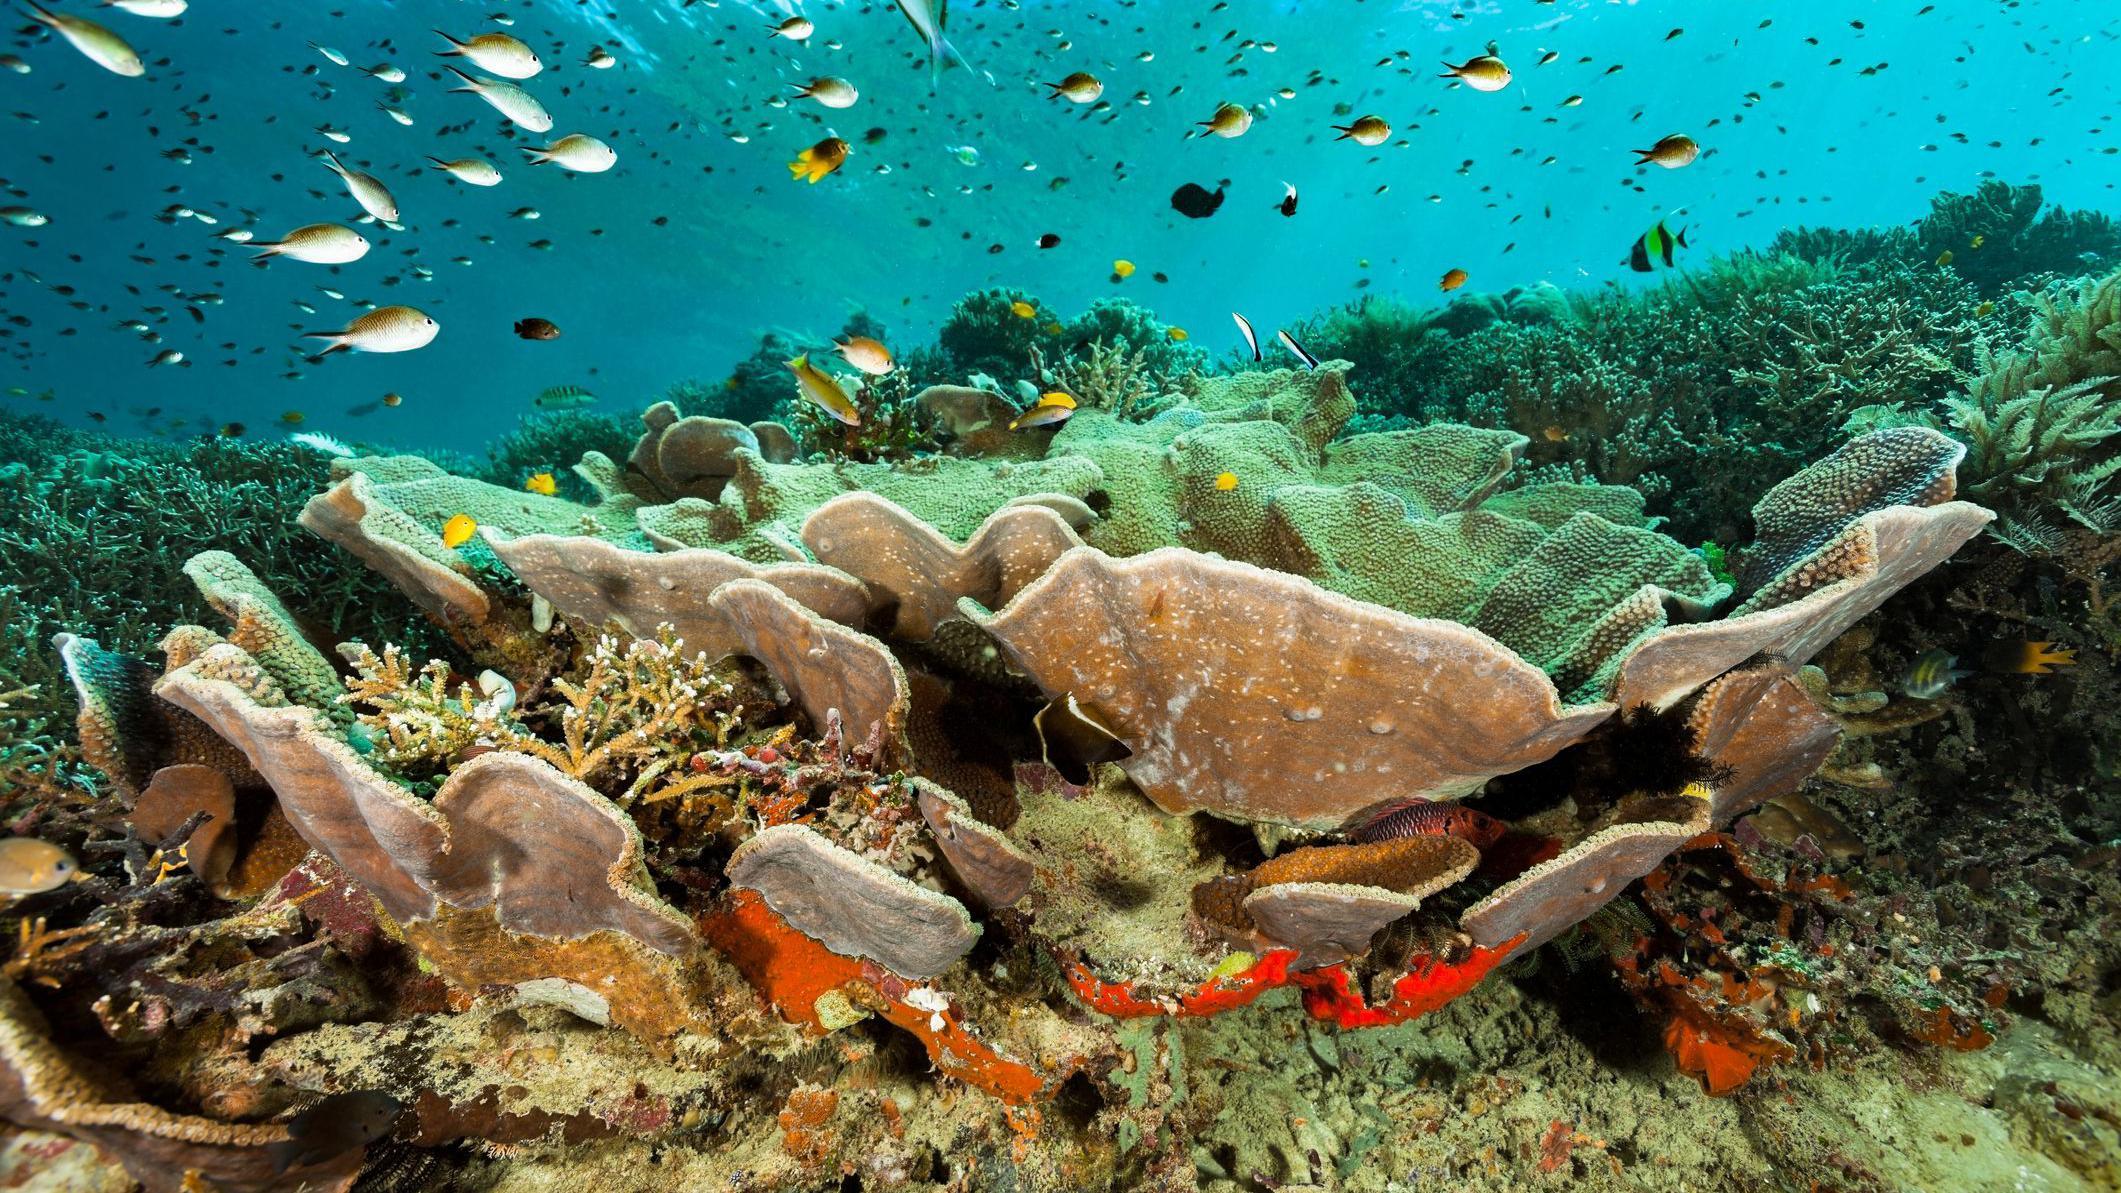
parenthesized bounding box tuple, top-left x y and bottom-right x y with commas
(54, 859, 73, 873)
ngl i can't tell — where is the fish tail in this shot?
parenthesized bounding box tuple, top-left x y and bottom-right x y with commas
(927, 31, 977, 90)
(22, 0, 55, 26)
(443, 64, 478, 91)
(431, 28, 462, 54)
(249, 243, 281, 260)
(520, 146, 550, 164)
(303, 333, 348, 360)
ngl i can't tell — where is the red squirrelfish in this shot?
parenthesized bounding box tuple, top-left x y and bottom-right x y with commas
(1351, 797, 1506, 851)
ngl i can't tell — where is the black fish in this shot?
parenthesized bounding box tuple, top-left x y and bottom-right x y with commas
(1231, 311, 1261, 361)
(1169, 182, 1225, 219)
(267, 1090, 402, 1176)
(1626, 217, 1690, 272)
(1276, 182, 1298, 217)
(1034, 694, 1132, 787)
(1277, 329, 1320, 370)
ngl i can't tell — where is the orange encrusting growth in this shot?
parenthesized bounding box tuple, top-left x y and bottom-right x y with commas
(1663, 1016, 1772, 1096)
(1291, 938, 1523, 1028)
(1061, 938, 1522, 1029)
(702, 891, 1046, 1106)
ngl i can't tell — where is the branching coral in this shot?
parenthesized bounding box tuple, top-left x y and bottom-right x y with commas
(341, 629, 743, 803)
(1028, 339, 1164, 418)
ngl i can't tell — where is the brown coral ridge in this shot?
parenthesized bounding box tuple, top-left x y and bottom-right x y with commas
(484, 529, 871, 660)
(1192, 836, 1480, 967)
(707, 578, 912, 763)
(726, 824, 980, 979)
(1462, 796, 1713, 956)
(153, 642, 727, 1046)
(965, 545, 1615, 830)
(799, 490, 1087, 641)
(620, 401, 799, 503)
(0, 980, 363, 1193)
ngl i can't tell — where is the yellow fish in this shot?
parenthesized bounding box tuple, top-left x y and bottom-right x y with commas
(787, 354, 860, 425)
(1011, 300, 1037, 318)
(1214, 472, 1238, 491)
(1936, 249, 1955, 267)
(1197, 101, 1253, 138)
(1010, 401, 1075, 431)
(1975, 301, 1995, 316)
(524, 471, 556, 496)
(1167, 327, 1189, 341)
(1112, 258, 1136, 279)
(789, 137, 851, 183)
(0, 837, 78, 896)
(1970, 234, 1985, 249)
(442, 513, 477, 548)
(1441, 54, 1512, 92)
(1984, 640, 2076, 675)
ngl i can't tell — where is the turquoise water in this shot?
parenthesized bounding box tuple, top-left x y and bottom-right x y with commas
(4, 0, 2112, 450)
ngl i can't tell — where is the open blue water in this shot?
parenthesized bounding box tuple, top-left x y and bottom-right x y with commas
(2, 0, 2114, 451)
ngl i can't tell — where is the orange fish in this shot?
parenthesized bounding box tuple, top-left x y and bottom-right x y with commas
(1439, 268, 1469, 291)
(1982, 640, 2077, 675)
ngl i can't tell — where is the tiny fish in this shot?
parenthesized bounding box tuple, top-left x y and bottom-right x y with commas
(1903, 648, 1968, 700)
(1633, 133, 1700, 169)
(319, 150, 399, 223)
(1277, 329, 1319, 370)
(1196, 101, 1252, 138)
(792, 76, 859, 109)
(1231, 311, 1262, 361)
(267, 1091, 402, 1177)
(833, 335, 894, 376)
(1333, 115, 1391, 146)
(1166, 327, 1188, 341)
(1010, 300, 1037, 318)
(433, 28, 541, 79)
(1169, 181, 1224, 219)
(582, 45, 616, 70)
(1046, 71, 1102, 104)
(513, 317, 561, 341)
(441, 514, 477, 549)
(1439, 268, 1469, 291)
(769, 16, 814, 41)
(524, 471, 556, 496)
(1627, 215, 1690, 272)
(0, 207, 50, 228)
(25, 1, 143, 77)
(1980, 640, 2076, 675)
(426, 156, 502, 186)
(251, 223, 368, 265)
(0, 837, 78, 895)
(789, 137, 850, 183)
(523, 133, 615, 173)
(1112, 258, 1136, 279)
(1275, 181, 1298, 217)
(1214, 471, 1238, 491)
(1009, 391, 1075, 431)
(444, 66, 552, 132)
(786, 354, 859, 425)
(1440, 53, 1511, 92)
(305, 306, 438, 358)
(1936, 249, 1955, 267)
(534, 385, 595, 409)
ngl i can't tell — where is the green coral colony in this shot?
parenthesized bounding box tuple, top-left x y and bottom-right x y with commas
(1, 180, 2118, 1190)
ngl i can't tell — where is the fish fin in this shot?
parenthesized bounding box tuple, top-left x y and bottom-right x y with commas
(266, 1140, 306, 1177)
(431, 28, 462, 54)
(443, 64, 478, 90)
(22, 1, 55, 26)
(520, 147, 549, 164)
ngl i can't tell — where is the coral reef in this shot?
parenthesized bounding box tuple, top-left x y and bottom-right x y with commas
(11, 191, 2121, 1190)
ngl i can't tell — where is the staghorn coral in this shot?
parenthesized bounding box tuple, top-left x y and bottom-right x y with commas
(1916, 180, 2121, 293)
(342, 629, 741, 803)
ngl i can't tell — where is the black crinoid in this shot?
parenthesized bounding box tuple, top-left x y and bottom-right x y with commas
(1477, 703, 1733, 822)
